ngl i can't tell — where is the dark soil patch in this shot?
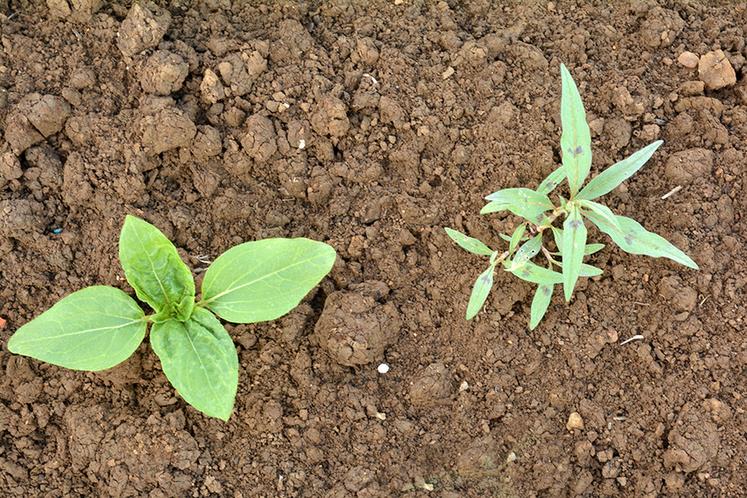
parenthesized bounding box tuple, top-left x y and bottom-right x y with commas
(1, 1, 745, 496)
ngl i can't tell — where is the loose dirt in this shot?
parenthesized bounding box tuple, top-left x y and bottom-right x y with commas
(1, 1, 745, 496)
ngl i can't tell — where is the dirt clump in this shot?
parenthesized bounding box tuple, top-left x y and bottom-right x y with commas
(698, 50, 737, 90)
(138, 51, 188, 96)
(314, 281, 400, 366)
(117, 2, 171, 58)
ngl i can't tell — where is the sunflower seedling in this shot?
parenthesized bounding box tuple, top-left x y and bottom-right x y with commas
(445, 64, 697, 329)
(7, 215, 336, 420)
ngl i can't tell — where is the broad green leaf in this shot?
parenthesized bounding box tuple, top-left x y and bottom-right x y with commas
(444, 228, 493, 256)
(482, 188, 554, 223)
(577, 140, 663, 200)
(201, 238, 336, 323)
(583, 211, 698, 269)
(584, 243, 605, 255)
(508, 260, 563, 285)
(150, 308, 238, 421)
(509, 224, 527, 252)
(579, 199, 621, 231)
(529, 285, 554, 330)
(537, 166, 566, 195)
(499, 233, 513, 242)
(580, 263, 603, 277)
(561, 205, 587, 301)
(511, 234, 542, 269)
(119, 215, 195, 321)
(559, 64, 592, 197)
(466, 265, 494, 320)
(8, 286, 146, 371)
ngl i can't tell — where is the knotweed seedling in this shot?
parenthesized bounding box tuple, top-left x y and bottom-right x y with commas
(445, 64, 698, 329)
(7, 215, 336, 420)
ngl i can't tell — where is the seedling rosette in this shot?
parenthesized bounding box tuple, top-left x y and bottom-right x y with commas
(7, 215, 336, 420)
(446, 64, 697, 329)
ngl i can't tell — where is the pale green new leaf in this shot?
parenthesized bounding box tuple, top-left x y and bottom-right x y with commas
(530, 285, 554, 330)
(508, 260, 563, 285)
(511, 234, 542, 269)
(119, 215, 195, 321)
(201, 238, 337, 323)
(482, 188, 554, 224)
(509, 223, 527, 253)
(466, 265, 494, 320)
(584, 243, 605, 255)
(537, 166, 566, 195)
(579, 199, 621, 231)
(150, 308, 238, 421)
(580, 263, 603, 277)
(577, 140, 663, 200)
(562, 205, 587, 301)
(560, 64, 592, 197)
(583, 211, 698, 269)
(7, 286, 146, 371)
(551, 227, 563, 250)
(444, 228, 493, 256)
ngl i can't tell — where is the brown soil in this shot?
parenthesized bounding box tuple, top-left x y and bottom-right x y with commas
(1, 1, 745, 497)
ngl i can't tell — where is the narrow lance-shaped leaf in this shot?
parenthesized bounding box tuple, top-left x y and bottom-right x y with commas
(509, 223, 527, 253)
(583, 210, 698, 269)
(559, 64, 592, 197)
(580, 263, 603, 277)
(579, 199, 621, 231)
(577, 140, 663, 200)
(511, 234, 543, 269)
(507, 260, 563, 285)
(466, 265, 495, 320)
(537, 166, 566, 195)
(150, 308, 238, 421)
(555, 228, 603, 256)
(7, 286, 146, 371)
(481, 188, 554, 224)
(530, 284, 554, 330)
(119, 215, 195, 321)
(201, 238, 337, 323)
(561, 204, 587, 301)
(444, 228, 493, 256)
(585, 243, 605, 255)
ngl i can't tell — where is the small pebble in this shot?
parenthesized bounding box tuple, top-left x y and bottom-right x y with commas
(377, 363, 390, 374)
(459, 380, 469, 392)
(567, 411, 585, 431)
(677, 51, 699, 69)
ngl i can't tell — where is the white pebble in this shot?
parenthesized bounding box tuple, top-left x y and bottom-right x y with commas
(377, 363, 390, 374)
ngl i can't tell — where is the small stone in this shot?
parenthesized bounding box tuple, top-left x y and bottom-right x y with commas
(677, 51, 699, 69)
(698, 50, 736, 90)
(506, 451, 517, 463)
(200, 69, 225, 104)
(377, 363, 390, 374)
(459, 380, 469, 392)
(442, 66, 455, 79)
(567, 412, 585, 431)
